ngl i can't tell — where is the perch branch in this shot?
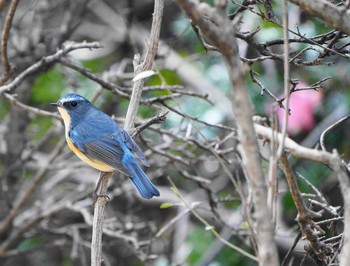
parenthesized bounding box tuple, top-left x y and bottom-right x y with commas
(90, 1, 164, 265)
(91, 171, 113, 266)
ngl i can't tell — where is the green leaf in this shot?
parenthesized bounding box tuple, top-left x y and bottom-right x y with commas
(160, 203, 174, 209)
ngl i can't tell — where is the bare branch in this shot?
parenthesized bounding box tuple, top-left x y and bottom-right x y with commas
(90, 1, 164, 264)
(320, 115, 350, 151)
(276, 0, 290, 157)
(124, 0, 164, 131)
(91, 172, 113, 266)
(0, 139, 66, 239)
(175, 1, 279, 264)
(0, 41, 102, 94)
(280, 153, 330, 265)
(3, 93, 61, 120)
(0, 0, 20, 84)
(130, 110, 169, 137)
(289, 0, 350, 36)
(59, 57, 129, 98)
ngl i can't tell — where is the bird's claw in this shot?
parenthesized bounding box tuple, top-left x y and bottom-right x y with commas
(92, 192, 110, 207)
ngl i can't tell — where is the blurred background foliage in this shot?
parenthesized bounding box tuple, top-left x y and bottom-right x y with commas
(1, 0, 350, 265)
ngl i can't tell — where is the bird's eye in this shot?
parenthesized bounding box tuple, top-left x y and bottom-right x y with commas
(70, 101, 78, 108)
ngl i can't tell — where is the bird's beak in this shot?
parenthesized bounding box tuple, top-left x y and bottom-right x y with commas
(50, 102, 61, 107)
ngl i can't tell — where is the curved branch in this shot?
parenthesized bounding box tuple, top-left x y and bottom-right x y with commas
(0, 0, 20, 84)
(0, 41, 101, 94)
(289, 0, 350, 36)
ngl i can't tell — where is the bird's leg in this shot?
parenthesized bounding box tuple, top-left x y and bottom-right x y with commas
(93, 172, 112, 206)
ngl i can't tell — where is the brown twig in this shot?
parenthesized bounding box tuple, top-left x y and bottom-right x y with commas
(320, 115, 350, 151)
(130, 110, 169, 137)
(0, 41, 101, 94)
(276, 0, 290, 157)
(280, 153, 333, 264)
(254, 122, 350, 264)
(0, 0, 9, 13)
(90, 1, 164, 265)
(91, 171, 113, 266)
(248, 68, 281, 105)
(289, 0, 350, 36)
(0, 202, 67, 255)
(59, 57, 129, 98)
(3, 93, 61, 120)
(0, 239, 67, 258)
(124, 0, 164, 131)
(175, 1, 279, 264)
(191, 22, 220, 52)
(0, 138, 66, 237)
(0, 0, 20, 85)
(254, 123, 335, 166)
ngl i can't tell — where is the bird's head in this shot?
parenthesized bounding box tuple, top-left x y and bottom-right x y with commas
(51, 93, 93, 129)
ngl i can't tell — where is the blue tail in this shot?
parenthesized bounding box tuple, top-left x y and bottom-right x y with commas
(126, 162, 160, 199)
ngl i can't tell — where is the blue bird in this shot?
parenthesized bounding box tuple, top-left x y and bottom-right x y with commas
(52, 93, 159, 199)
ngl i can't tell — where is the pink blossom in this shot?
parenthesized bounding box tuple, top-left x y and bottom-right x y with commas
(274, 82, 322, 135)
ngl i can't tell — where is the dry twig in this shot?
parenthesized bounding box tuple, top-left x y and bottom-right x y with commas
(0, 0, 20, 84)
(90, 1, 164, 265)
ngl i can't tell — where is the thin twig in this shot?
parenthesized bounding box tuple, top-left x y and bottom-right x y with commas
(0, 202, 67, 254)
(0, 41, 101, 94)
(124, 0, 164, 131)
(3, 93, 61, 120)
(254, 123, 336, 166)
(130, 111, 169, 137)
(175, 1, 279, 263)
(59, 57, 129, 98)
(91, 172, 113, 266)
(90, 1, 164, 264)
(281, 231, 302, 266)
(167, 176, 258, 262)
(0, 138, 66, 237)
(0, 0, 20, 84)
(280, 153, 331, 264)
(320, 115, 350, 151)
(191, 22, 220, 52)
(276, 0, 290, 158)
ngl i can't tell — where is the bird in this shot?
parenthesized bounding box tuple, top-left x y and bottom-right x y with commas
(51, 93, 160, 199)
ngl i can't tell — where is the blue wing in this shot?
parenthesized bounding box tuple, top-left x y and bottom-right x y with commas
(69, 109, 149, 172)
(69, 109, 159, 198)
(70, 126, 130, 175)
(118, 129, 150, 167)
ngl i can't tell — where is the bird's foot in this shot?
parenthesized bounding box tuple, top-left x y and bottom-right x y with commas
(92, 192, 110, 207)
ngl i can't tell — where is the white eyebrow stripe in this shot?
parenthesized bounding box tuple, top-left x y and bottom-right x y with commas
(59, 97, 80, 104)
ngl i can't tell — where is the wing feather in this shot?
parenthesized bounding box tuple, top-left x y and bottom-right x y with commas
(69, 126, 130, 175)
(119, 130, 150, 167)
(69, 108, 149, 172)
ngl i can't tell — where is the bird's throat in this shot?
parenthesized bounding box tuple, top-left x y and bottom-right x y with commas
(57, 107, 71, 132)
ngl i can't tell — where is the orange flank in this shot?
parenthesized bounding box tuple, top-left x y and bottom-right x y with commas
(58, 106, 116, 172)
(66, 136, 116, 172)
